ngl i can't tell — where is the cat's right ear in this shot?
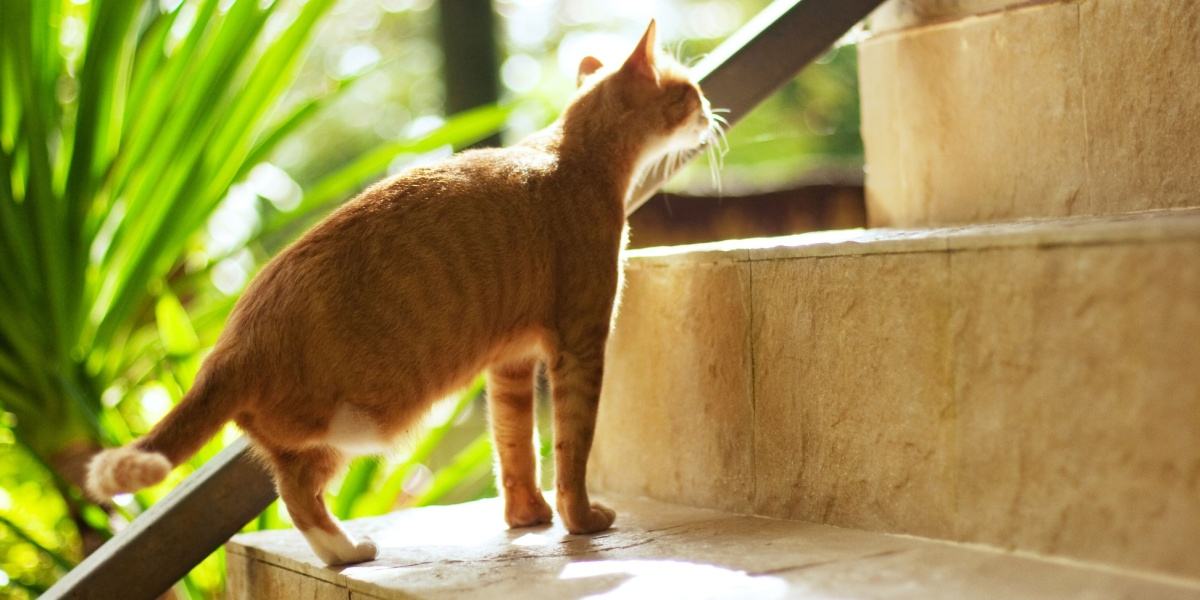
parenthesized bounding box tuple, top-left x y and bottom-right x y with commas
(577, 56, 603, 87)
(621, 19, 658, 83)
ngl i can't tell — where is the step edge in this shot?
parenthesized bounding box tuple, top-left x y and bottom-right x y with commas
(613, 495, 1200, 593)
(626, 208, 1200, 267)
(882, 530, 1200, 593)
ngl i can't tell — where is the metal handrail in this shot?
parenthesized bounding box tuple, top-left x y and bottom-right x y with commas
(43, 0, 885, 597)
(42, 439, 274, 599)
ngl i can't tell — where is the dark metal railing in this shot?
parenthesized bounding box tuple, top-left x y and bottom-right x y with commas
(43, 0, 885, 597)
(41, 439, 274, 599)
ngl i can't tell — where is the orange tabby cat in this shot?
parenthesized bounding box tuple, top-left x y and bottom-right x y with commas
(86, 20, 714, 566)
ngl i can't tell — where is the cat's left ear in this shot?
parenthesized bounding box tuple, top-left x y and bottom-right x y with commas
(577, 56, 603, 87)
(621, 19, 658, 83)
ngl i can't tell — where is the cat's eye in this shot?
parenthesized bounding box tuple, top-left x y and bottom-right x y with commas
(672, 85, 698, 105)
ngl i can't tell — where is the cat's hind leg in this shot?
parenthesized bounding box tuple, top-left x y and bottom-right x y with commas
(487, 358, 553, 527)
(268, 446, 377, 565)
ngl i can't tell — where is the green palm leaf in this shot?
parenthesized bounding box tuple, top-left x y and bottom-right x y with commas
(1, 1, 510, 596)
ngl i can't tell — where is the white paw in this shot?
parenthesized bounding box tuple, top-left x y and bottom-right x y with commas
(302, 528, 378, 566)
(311, 544, 342, 566)
(346, 536, 378, 563)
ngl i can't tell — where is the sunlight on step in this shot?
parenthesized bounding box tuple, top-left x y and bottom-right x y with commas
(559, 559, 790, 600)
(628, 227, 870, 258)
(355, 502, 502, 548)
(511, 532, 553, 546)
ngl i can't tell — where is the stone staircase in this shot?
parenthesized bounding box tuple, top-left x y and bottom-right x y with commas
(226, 0, 1200, 596)
(589, 209, 1200, 582)
(227, 209, 1200, 598)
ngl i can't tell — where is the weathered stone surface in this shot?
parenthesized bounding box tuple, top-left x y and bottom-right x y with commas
(751, 253, 956, 540)
(227, 549, 348, 599)
(1080, 0, 1200, 214)
(950, 242, 1200, 576)
(870, 0, 1047, 33)
(226, 495, 1200, 599)
(860, 1, 1090, 226)
(590, 251, 754, 512)
(858, 0, 1200, 226)
(589, 210, 1200, 579)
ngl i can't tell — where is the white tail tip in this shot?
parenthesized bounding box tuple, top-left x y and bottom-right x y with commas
(85, 447, 172, 501)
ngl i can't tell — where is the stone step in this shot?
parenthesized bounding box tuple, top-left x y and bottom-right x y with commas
(225, 494, 1200, 599)
(858, 0, 1200, 226)
(590, 208, 1200, 581)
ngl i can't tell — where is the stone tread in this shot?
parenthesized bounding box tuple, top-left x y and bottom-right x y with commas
(226, 495, 1200, 599)
(624, 207, 1200, 265)
(592, 207, 1200, 577)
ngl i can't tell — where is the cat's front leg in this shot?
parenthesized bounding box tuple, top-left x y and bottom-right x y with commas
(487, 358, 553, 528)
(548, 344, 616, 534)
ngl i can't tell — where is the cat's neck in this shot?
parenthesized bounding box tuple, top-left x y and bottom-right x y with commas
(537, 119, 651, 207)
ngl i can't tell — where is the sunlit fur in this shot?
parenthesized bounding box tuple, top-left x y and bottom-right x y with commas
(85, 20, 714, 566)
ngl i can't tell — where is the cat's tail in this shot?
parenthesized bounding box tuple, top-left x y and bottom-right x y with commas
(85, 362, 237, 500)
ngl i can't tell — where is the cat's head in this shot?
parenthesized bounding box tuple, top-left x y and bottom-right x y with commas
(565, 21, 716, 168)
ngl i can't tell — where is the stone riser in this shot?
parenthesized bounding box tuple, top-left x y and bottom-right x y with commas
(858, 0, 1200, 226)
(589, 210, 1200, 581)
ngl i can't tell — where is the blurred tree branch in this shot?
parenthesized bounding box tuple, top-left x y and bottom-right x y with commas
(437, 0, 502, 147)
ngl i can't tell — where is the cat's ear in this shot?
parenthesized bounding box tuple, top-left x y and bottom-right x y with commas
(621, 19, 658, 83)
(577, 56, 603, 87)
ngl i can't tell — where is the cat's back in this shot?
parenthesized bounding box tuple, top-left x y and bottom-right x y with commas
(221, 145, 560, 375)
(374, 144, 556, 204)
(255, 144, 557, 281)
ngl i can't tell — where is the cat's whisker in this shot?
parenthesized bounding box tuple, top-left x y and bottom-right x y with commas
(716, 121, 730, 153)
(709, 146, 724, 192)
(708, 121, 730, 160)
(712, 143, 724, 192)
(706, 144, 722, 194)
(709, 120, 731, 157)
(710, 107, 731, 115)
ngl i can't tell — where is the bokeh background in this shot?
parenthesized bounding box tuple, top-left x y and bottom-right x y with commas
(0, 0, 863, 597)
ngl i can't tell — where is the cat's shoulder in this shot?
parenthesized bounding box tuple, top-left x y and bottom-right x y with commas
(460, 145, 558, 175)
(396, 146, 556, 181)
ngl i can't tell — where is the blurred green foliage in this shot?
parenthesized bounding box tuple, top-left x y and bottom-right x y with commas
(0, 0, 506, 597)
(284, 0, 863, 197)
(0, 0, 862, 598)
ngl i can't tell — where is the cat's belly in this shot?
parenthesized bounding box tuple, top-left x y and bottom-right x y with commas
(265, 326, 548, 457)
(323, 404, 392, 456)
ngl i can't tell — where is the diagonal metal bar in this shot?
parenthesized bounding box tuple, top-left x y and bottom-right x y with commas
(42, 1, 884, 598)
(627, 0, 887, 215)
(41, 437, 276, 600)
